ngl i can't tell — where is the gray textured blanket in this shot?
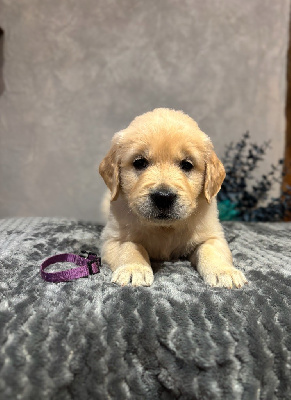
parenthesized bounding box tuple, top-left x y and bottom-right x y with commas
(0, 218, 291, 400)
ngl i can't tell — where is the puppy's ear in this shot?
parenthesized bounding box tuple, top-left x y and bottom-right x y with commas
(99, 137, 121, 201)
(204, 149, 226, 203)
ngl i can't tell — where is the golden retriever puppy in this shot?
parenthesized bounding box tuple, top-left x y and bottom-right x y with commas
(99, 108, 247, 289)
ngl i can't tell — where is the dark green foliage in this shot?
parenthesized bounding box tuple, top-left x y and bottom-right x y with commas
(218, 132, 291, 221)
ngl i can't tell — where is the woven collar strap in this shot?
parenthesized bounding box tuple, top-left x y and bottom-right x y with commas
(41, 250, 101, 283)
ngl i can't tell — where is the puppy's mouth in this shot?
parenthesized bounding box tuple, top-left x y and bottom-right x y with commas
(155, 212, 173, 220)
(149, 209, 180, 222)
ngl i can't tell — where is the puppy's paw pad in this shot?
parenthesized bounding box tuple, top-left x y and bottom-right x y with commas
(204, 267, 247, 289)
(111, 264, 154, 287)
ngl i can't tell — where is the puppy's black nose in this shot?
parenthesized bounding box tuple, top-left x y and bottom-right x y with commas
(150, 189, 177, 210)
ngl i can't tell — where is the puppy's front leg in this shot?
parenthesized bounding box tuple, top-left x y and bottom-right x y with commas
(102, 241, 154, 287)
(190, 238, 247, 289)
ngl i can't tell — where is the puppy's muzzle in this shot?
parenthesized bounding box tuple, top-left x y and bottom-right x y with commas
(150, 188, 177, 216)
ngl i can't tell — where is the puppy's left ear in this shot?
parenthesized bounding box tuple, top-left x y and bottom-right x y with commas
(99, 137, 121, 201)
(204, 148, 226, 203)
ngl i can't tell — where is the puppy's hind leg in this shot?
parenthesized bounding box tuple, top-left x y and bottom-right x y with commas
(102, 240, 154, 287)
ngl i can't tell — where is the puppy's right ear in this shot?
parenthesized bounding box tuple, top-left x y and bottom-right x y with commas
(99, 136, 121, 201)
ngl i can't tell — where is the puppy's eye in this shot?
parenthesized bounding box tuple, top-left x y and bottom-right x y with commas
(133, 157, 149, 170)
(180, 160, 194, 172)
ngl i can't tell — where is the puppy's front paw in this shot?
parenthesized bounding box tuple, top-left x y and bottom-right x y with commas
(111, 264, 154, 287)
(202, 266, 248, 289)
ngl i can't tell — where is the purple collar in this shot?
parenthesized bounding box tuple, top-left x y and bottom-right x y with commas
(41, 250, 101, 283)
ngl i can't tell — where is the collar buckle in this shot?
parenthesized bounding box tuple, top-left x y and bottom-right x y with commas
(79, 250, 100, 275)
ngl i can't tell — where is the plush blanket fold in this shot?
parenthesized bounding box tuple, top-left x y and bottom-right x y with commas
(0, 218, 290, 400)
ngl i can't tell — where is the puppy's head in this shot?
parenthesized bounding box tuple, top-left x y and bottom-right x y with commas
(99, 108, 225, 225)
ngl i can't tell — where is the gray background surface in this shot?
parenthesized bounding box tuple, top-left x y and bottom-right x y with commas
(0, 0, 289, 222)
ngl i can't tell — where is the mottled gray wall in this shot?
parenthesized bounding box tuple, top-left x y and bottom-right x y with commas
(0, 0, 289, 222)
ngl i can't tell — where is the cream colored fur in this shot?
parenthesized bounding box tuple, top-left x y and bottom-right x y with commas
(99, 108, 247, 288)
